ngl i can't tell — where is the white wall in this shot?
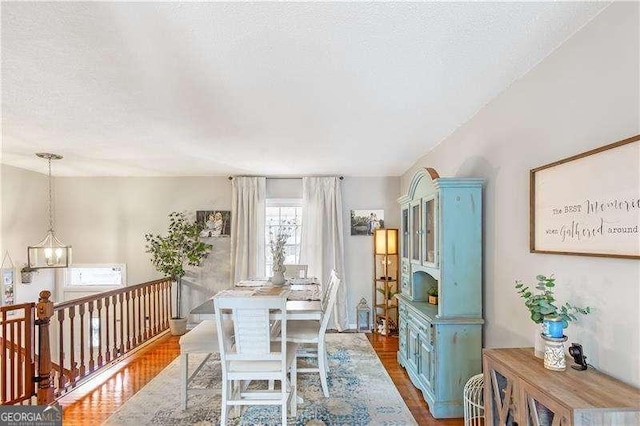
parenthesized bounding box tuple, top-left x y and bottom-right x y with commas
(266, 178, 302, 199)
(53, 176, 233, 315)
(1, 165, 56, 303)
(342, 177, 400, 326)
(2, 172, 400, 324)
(402, 2, 640, 386)
(55, 176, 232, 283)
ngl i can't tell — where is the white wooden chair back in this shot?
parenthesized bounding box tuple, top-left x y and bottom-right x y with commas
(320, 273, 341, 335)
(284, 264, 308, 279)
(321, 270, 339, 314)
(214, 294, 287, 367)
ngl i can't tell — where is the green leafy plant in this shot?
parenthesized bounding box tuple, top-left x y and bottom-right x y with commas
(427, 286, 438, 297)
(145, 212, 212, 318)
(376, 287, 398, 300)
(515, 274, 590, 328)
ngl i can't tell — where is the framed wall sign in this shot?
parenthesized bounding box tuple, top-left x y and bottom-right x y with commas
(530, 134, 640, 259)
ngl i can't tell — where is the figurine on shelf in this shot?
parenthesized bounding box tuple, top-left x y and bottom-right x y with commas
(376, 317, 398, 335)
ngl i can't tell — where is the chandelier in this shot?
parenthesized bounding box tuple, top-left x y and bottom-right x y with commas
(27, 153, 72, 269)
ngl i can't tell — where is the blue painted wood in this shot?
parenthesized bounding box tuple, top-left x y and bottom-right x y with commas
(397, 168, 484, 419)
(437, 179, 483, 317)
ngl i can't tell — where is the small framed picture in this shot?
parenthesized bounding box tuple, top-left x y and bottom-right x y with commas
(350, 210, 385, 235)
(196, 210, 231, 237)
(2, 268, 15, 309)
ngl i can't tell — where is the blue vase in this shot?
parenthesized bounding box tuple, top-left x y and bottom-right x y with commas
(543, 316, 564, 338)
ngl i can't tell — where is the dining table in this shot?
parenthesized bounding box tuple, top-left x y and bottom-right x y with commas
(189, 277, 323, 321)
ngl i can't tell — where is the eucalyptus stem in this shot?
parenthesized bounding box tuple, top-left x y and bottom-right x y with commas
(515, 274, 590, 328)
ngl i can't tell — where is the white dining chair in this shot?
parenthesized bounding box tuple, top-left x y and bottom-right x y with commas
(214, 292, 298, 425)
(283, 264, 308, 279)
(179, 319, 234, 410)
(322, 270, 339, 312)
(280, 271, 341, 398)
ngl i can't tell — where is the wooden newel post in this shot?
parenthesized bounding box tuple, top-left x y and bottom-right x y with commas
(36, 290, 54, 405)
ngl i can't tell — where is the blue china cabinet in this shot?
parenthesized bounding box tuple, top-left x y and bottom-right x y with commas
(397, 167, 484, 418)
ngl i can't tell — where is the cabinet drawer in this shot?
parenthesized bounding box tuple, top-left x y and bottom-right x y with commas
(408, 316, 433, 346)
(419, 323, 434, 347)
(398, 322, 407, 357)
(401, 259, 410, 274)
(399, 302, 408, 318)
(401, 275, 410, 294)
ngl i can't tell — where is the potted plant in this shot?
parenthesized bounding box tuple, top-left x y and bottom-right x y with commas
(515, 274, 590, 337)
(427, 286, 438, 305)
(376, 286, 398, 305)
(145, 212, 212, 336)
(20, 265, 38, 284)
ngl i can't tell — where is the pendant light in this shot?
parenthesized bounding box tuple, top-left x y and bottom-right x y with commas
(27, 153, 72, 269)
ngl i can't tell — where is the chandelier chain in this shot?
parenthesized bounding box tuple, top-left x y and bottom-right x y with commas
(47, 156, 54, 232)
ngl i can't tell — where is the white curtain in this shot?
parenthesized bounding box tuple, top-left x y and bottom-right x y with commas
(300, 177, 347, 331)
(231, 177, 266, 284)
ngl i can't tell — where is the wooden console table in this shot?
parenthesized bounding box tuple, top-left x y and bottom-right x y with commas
(483, 348, 640, 426)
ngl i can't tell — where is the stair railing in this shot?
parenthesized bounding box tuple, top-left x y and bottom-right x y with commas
(0, 277, 173, 405)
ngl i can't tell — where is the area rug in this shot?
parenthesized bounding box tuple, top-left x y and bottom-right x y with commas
(103, 333, 416, 425)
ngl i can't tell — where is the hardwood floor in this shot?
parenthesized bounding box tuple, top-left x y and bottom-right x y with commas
(60, 332, 463, 425)
(366, 333, 463, 426)
(59, 333, 181, 425)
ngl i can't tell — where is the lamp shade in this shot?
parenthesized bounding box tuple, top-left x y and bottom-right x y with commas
(374, 228, 398, 255)
(28, 230, 72, 269)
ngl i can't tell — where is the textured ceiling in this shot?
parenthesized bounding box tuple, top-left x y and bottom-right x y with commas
(1, 2, 608, 177)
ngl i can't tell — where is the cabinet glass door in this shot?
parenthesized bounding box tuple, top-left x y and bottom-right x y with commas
(525, 399, 557, 426)
(423, 198, 436, 264)
(411, 203, 421, 262)
(522, 386, 571, 426)
(488, 370, 518, 426)
(401, 208, 409, 259)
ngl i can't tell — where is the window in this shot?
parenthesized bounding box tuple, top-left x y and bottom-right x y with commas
(265, 199, 302, 277)
(64, 264, 126, 290)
